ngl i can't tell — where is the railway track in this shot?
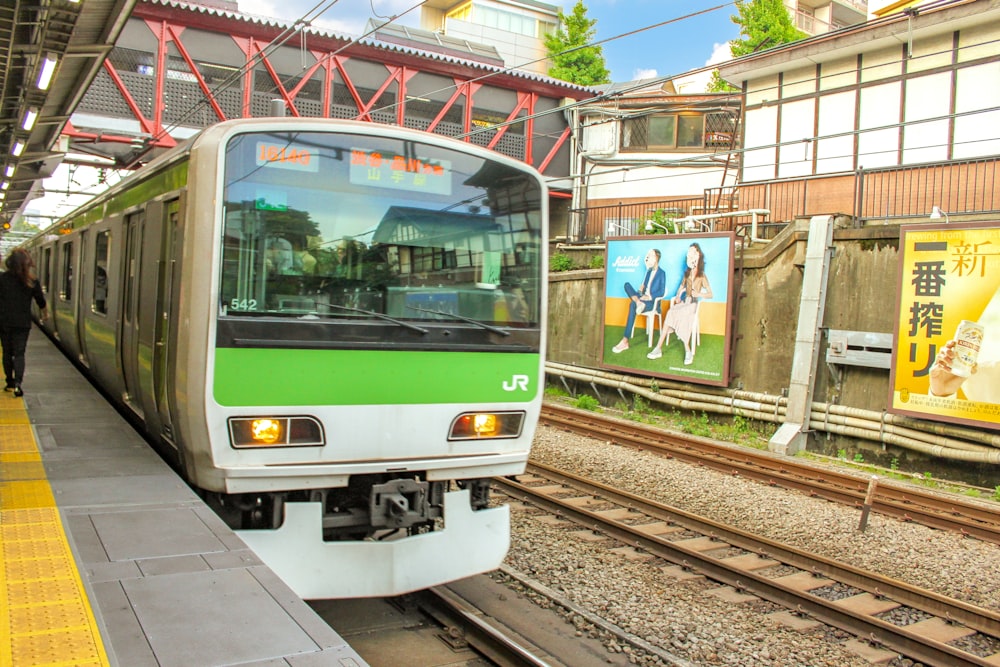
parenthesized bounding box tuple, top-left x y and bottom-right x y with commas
(541, 403, 1000, 544)
(496, 463, 1000, 666)
(416, 587, 554, 667)
(315, 576, 638, 667)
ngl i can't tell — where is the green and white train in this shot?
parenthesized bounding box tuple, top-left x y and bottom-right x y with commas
(26, 118, 547, 598)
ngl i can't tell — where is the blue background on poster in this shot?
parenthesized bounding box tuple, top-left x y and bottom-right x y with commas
(605, 235, 732, 302)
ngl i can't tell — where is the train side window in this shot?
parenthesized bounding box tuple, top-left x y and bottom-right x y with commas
(92, 231, 110, 314)
(123, 211, 144, 325)
(60, 242, 74, 301)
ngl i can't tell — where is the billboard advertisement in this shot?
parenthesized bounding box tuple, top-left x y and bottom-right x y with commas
(889, 222, 1000, 428)
(602, 233, 734, 386)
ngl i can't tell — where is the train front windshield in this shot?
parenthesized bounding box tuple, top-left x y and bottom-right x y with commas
(220, 130, 543, 330)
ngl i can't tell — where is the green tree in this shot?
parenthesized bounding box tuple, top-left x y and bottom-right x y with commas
(707, 70, 738, 93)
(729, 0, 807, 56)
(543, 1, 610, 86)
(707, 0, 807, 92)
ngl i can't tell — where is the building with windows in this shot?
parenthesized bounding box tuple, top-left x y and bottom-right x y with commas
(716, 0, 999, 225)
(786, 0, 868, 36)
(419, 0, 560, 76)
(569, 80, 742, 239)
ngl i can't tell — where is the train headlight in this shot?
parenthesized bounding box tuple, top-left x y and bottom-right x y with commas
(448, 411, 525, 441)
(228, 416, 325, 448)
(252, 419, 282, 444)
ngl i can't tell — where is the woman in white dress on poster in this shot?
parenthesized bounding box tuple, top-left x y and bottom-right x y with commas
(647, 243, 712, 366)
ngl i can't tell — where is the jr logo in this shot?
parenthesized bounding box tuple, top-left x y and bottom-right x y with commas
(502, 374, 530, 391)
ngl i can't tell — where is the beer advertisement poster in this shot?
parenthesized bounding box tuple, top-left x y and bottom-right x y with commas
(889, 222, 1000, 428)
(601, 233, 734, 387)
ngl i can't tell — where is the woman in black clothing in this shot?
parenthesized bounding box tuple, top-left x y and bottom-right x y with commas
(0, 249, 48, 397)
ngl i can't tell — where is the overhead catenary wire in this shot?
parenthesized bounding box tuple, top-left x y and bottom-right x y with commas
(79, 0, 977, 178)
(133, 0, 428, 163)
(131, 1, 739, 164)
(546, 108, 1000, 190)
(49, 0, 997, 222)
(98, 0, 975, 175)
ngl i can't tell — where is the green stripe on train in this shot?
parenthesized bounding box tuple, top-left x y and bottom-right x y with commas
(69, 162, 189, 229)
(213, 348, 541, 406)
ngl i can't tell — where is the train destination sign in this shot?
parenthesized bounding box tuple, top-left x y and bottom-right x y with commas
(349, 148, 451, 196)
(255, 141, 318, 172)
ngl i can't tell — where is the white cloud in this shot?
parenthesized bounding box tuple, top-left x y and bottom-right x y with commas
(632, 67, 658, 80)
(706, 41, 733, 66)
(234, 0, 281, 19)
(235, 0, 421, 36)
(672, 42, 734, 93)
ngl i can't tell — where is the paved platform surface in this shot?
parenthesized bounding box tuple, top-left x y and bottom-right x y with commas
(1, 331, 367, 666)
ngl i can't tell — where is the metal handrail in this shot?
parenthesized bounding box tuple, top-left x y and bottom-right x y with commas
(571, 155, 1000, 242)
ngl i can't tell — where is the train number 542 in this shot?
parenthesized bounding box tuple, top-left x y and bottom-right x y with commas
(230, 299, 258, 311)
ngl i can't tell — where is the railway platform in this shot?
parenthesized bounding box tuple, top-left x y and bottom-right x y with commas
(0, 332, 367, 667)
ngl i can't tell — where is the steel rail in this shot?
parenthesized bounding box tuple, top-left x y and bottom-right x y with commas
(419, 587, 554, 667)
(496, 465, 1000, 667)
(541, 403, 1000, 544)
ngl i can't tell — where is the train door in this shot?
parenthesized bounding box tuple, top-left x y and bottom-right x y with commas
(120, 211, 144, 418)
(76, 230, 90, 366)
(153, 199, 180, 442)
(54, 239, 76, 349)
(38, 245, 52, 327)
(40, 246, 52, 295)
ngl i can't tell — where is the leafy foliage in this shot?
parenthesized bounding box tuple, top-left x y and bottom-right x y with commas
(573, 393, 601, 411)
(707, 70, 739, 93)
(543, 1, 610, 86)
(729, 0, 807, 57)
(549, 253, 575, 272)
(707, 0, 807, 92)
(637, 209, 679, 234)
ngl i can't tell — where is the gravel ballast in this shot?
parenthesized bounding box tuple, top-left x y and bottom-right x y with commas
(500, 420, 1000, 667)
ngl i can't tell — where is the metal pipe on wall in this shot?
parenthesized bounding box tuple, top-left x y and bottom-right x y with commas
(545, 362, 1000, 464)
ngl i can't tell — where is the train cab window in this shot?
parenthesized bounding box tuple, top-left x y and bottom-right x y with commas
(218, 129, 545, 328)
(92, 231, 110, 314)
(60, 242, 74, 301)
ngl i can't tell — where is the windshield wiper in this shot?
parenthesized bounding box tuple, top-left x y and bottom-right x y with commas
(406, 305, 511, 336)
(319, 303, 429, 334)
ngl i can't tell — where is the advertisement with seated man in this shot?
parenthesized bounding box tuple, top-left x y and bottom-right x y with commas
(602, 233, 734, 386)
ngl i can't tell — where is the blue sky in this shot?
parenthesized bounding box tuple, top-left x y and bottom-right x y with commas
(582, 0, 739, 81)
(236, 0, 741, 83)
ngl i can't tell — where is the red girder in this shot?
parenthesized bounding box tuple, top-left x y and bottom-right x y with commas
(165, 23, 226, 122)
(152, 19, 167, 132)
(99, 60, 176, 148)
(331, 55, 370, 121)
(538, 127, 572, 173)
(81, 5, 587, 175)
(487, 91, 531, 152)
(252, 40, 300, 117)
(427, 84, 467, 133)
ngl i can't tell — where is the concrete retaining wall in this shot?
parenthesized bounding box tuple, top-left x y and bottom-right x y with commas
(546, 220, 993, 477)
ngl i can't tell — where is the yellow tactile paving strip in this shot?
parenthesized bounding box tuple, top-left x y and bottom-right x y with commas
(0, 396, 110, 667)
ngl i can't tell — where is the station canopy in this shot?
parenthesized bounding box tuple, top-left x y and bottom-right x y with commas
(0, 0, 137, 224)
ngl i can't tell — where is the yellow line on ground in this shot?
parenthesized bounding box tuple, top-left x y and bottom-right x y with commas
(0, 392, 111, 667)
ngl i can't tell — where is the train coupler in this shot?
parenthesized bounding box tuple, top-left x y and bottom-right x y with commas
(370, 478, 434, 529)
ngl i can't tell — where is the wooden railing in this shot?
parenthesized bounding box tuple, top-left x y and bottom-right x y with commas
(570, 156, 1000, 242)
